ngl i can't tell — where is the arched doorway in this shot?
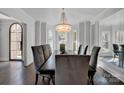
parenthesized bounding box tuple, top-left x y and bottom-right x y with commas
(9, 23, 23, 61)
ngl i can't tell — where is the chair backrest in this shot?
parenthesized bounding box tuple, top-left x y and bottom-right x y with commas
(55, 55, 90, 85)
(42, 44, 52, 61)
(31, 46, 45, 70)
(89, 46, 101, 70)
(83, 45, 88, 55)
(78, 44, 83, 54)
(120, 45, 124, 51)
(113, 44, 119, 51)
(60, 44, 65, 53)
(46, 44, 52, 55)
(119, 45, 124, 58)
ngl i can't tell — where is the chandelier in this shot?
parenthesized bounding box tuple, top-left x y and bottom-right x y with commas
(56, 8, 72, 32)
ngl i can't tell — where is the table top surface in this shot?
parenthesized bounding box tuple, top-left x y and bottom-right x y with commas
(42, 50, 76, 70)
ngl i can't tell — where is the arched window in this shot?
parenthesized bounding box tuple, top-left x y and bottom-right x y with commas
(9, 23, 23, 61)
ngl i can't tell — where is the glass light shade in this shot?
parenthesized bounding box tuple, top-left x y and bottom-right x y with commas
(56, 24, 72, 32)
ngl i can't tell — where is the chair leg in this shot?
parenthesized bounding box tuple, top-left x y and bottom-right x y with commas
(88, 71, 92, 84)
(51, 75, 55, 85)
(47, 77, 51, 85)
(35, 73, 39, 85)
(42, 76, 45, 80)
(114, 54, 116, 59)
(87, 78, 91, 85)
(90, 75, 94, 85)
(88, 71, 95, 85)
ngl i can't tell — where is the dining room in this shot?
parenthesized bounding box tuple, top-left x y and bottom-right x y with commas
(1, 0, 124, 93)
(0, 8, 124, 85)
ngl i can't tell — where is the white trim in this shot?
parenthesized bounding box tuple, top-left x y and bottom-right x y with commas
(0, 58, 9, 62)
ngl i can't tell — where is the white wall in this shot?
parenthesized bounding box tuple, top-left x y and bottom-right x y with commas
(0, 20, 15, 61)
(0, 9, 35, 66)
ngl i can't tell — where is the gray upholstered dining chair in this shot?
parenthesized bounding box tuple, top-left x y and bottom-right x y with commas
(113, 44, 119, 59)
(42, 44, 52, 61)
(83, 45, 88, 55)
(60, 44, 65, 54)
(46, 44, 52, 55)
(88, 46, 101, 85)
(32, 46, 45, 71)
(55, 55, 90, 85)
(31, 45, 55, 85)
(77, 44, 83, 54)
(119, 45, 124, 68)
(78, 45, 88, 55)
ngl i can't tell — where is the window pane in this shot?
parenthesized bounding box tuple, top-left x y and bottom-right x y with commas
(17, 24, 21, 32)
(11, 24, 16, 32)
(11, 42, 17, 50)
(17, 51, 22, 59)
(100, 31, 110, 53)
(47, 30, 53, 51)
(10, 24, 22, 60)
(73, 31, 77, 51)
(17, 42, 21, 50)
(11, 33, 16, 41)
(16, 32, 21, 41)
(116, 31, 124, 44)
(73, 32, 76, 41)
(59, 33, 66, 44)
(11, 51, 17, 59)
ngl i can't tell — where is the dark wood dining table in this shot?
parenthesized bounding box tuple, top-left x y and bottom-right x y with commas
(42, 50, 90, 85)
(41, 50, 75, 70)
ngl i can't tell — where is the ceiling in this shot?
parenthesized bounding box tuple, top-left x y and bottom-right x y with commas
(0, 12, 12, 20)
(0, 12, 21, 22)
(22, 8, 105, 25)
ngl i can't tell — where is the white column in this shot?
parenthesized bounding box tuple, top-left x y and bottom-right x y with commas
(94, 21, 99, 46)
(35, 21, 41, 45)
(79, 22, 85, 46)
(66, 31, 73, 50)
(0, 21, 2, 61)
(41, 22, 47, 44)
(85, 21, 91, 54)
(79, 21, 91, 54)
(54, 31, 59, 50)
(85, 21, 91, 46)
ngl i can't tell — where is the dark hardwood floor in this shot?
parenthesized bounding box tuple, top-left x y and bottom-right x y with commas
(0, 61, 123, 85)
(94, 67, 124, 85)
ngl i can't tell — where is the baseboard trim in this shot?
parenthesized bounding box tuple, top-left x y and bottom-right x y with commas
(0, 58, 9, 62)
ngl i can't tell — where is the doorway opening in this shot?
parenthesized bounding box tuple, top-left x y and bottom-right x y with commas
(9, 23, 23, 61)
